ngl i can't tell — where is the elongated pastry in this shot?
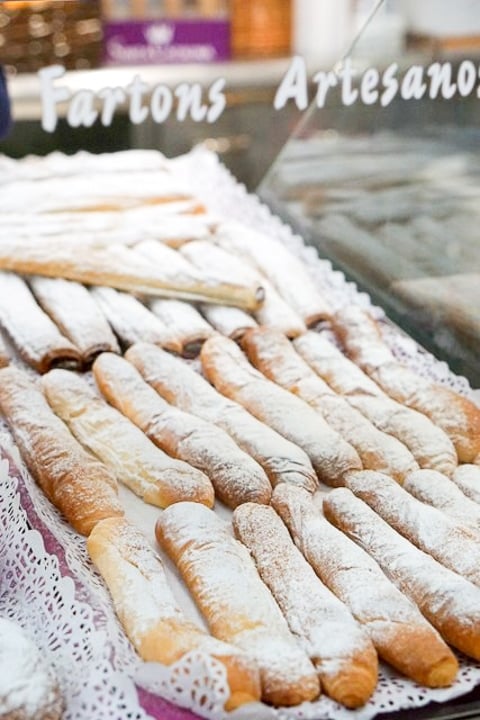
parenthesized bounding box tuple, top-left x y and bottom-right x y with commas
(149, 299, 214, 358)
(0, 207, 217, 248)
(333, 306, 480, 462)
(213, 221, 332, 325)
(0, 272, 81, 373)
(233, 503, 378, 708)
(30, 276, 120, 366)
(0, 618, 64, 720)
(345, 471, 480, 587)
(0, 366, 123, 535)
(323, 487, 480, 660)
(404, 469, 480, 531)
(136, 238, 265, 311)
(0, 239, 264, 310)
(87, 518, 261, 711)
(125, 342, 318, 492)
(181, 240, 306, 337)
(348, 395, 457, 476)
(156, 502, 320, 706)
(293, 331, 383, 397)
(272, 484, 458, 688)
(242, 328, 418, 483)
(451, 465, 480, 504)
(91, 286, 182, 353)
(42, 369, 214, 509)
(331, 306, 397, 373)
(201, 335, 361, 485)
(200, 304, 257, 340)
(138, 213, 216, 247)
(294, 331, 458, 476)
(93, 353, 271, 507)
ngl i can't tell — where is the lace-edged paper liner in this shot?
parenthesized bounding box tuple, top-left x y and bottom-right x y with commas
(0, 434, 212, 720)
(1, 148, 479, 720)
(0, 437, 150, 720)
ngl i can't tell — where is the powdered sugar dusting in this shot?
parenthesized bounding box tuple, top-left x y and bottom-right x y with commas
(294, 332, 383, 398)
(243, 328, 417, 483)
(0, 365, 122, 534)
(346, 471, 480, 587)
(200, 304, 257, 340)
(149, 299, 214, 356)
(233, 503, 374, 681)
(323, 488, 480, 655)
(332, 309, 480, 462)
(348, 395, 458, 477)
(126, 342, 318, 492)
(201, 334, 361, 485)
(91, 286, 182, 352)
(30, 276, 120, 361)
(42, 368, 213, 508)
(274, 484, 423, 622)
(181, 240, 306, 337)
(404, 469, 480, 531)
(93, 352, 271, 508)
(332, 307, 395, 371)
(213, 221, 332, 324)
(157, 502, 318, 701)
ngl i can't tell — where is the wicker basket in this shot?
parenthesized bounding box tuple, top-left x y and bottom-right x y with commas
(0, 1, 102, 73)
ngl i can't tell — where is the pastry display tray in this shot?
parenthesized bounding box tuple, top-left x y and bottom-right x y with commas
(1, 147, 480, 720)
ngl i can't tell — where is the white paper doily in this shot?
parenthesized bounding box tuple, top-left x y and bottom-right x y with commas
(1, 147, 479, 720)
(0, 437, 150, 720)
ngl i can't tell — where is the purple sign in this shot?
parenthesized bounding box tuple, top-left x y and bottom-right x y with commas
(103, 19, 231, 65)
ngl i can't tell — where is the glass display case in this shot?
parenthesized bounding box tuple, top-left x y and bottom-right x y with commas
(259, 49, 480, 387)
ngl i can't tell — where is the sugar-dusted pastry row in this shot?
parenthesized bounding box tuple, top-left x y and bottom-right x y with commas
(1, 326, 480, 711)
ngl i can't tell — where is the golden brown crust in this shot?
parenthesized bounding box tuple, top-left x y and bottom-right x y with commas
(93, 352, 271, 508)
(201, 335, 361, 486)
(0, 240, 264, 311)
(345, 471, 480, 587)
(0, 366, 123, 535)
(125, 342, 318, 493)
(42, 368, 215, 510)
(323, 488, 480, 661)
(241, 327, 418, 484)
(332, 307, 480, 462)
(87, 517, 261, 711)
(233, 502, 378, 708)
(156, 502, 320, 707)
(271, 484, 458, 688)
